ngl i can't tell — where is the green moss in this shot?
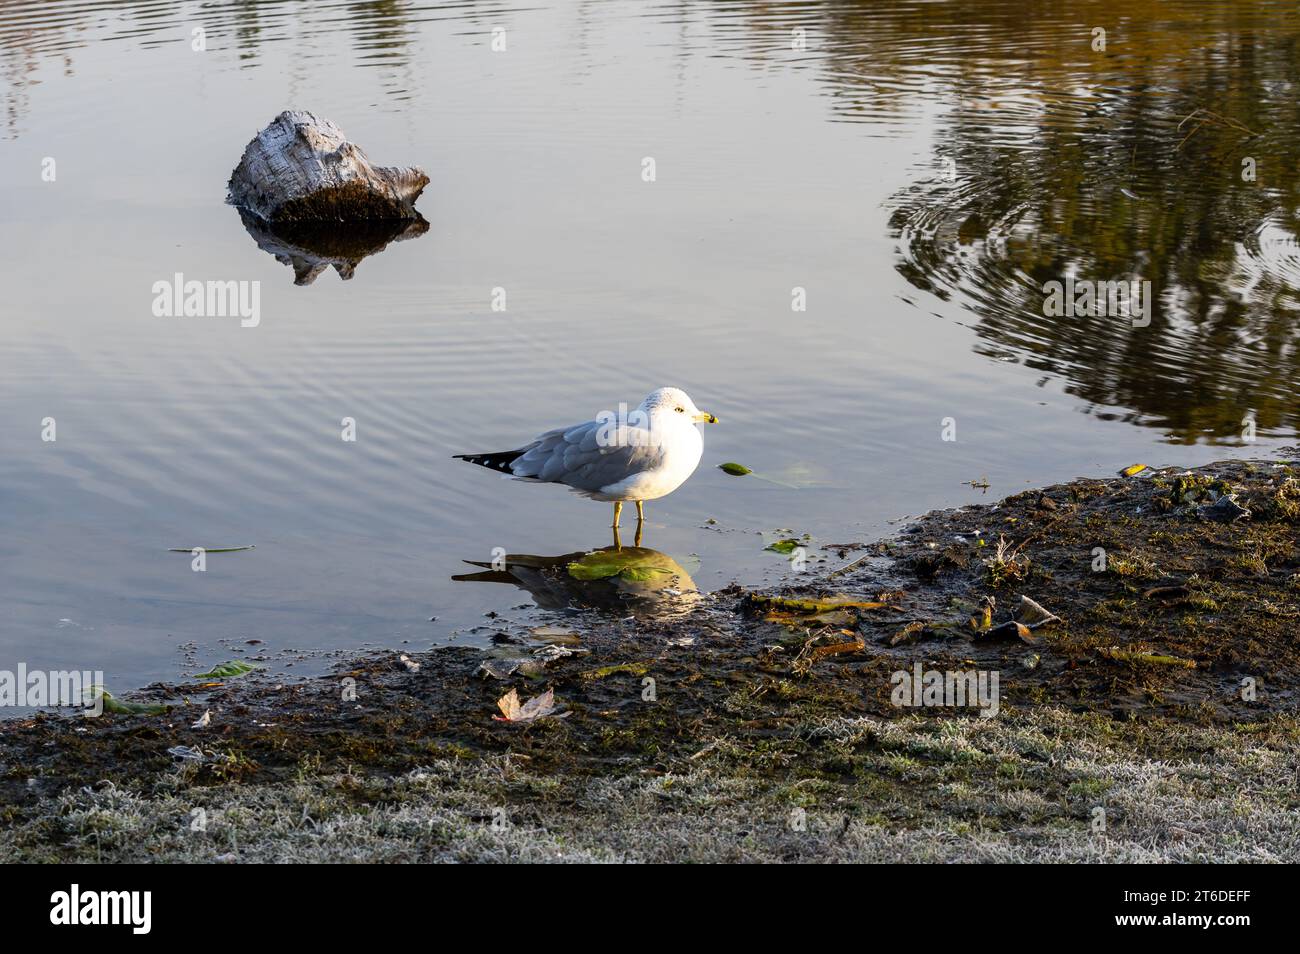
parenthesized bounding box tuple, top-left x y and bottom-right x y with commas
(580, 662, 651, 680)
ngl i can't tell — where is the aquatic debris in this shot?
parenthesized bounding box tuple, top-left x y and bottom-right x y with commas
(746, 593, 889, 629)
(795, 630, 866, 671)
(1016, 595, 1060, 628)
(1143, 583, 1219, 610)
(746, 595, 888, 614)
(811, 630, 865, 660)
(978, 620, 1036, 644)
(1120, 464, 1150, 477)
(1175, 107, 1255, 151)
(1160, 473, 1235, 510)
(85, 687, 171, 716)
(227, 110, 428, 225)
(166, 745, 212, 762)
(567, 549, 676, 583)
(168, 545, 255, 553)
(191, 710, 212, 729)
(492, 687, 568, 723)
(193, 660, 261, 679)
(888, 621, 926, 647)
(910, 544, 972, 580)
(1098, 647, 1196, 669)
(580, 661, 650, 680)
(969, 595, 995, 632)
(476, 644, 586, 680)
(827, 553, 874, 580)
(984, 534, 1030, 587)
(718, 462, 752, 476)
(530, 625, 580, 644)
(971, 595, 1058, 645)
(1197, 494, 1251, 523)
(477, 658, 528, 680)
(534, 644, 585, 662)
(764, 538, 804, 555)
(964, 476, 990, 490)
(398, 654, 420, 672)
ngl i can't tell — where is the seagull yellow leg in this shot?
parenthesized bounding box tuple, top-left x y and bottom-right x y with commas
(612, 524, 623, 550)
(635, 500, 645, 522)
(612, 501, 622, 528)
(634, 521, 643, 548)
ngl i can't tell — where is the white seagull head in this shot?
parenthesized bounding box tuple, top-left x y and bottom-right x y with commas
(638, 387, 718, 425)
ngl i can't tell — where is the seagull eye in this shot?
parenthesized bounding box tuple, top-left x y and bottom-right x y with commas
(675, 407, 684, 413)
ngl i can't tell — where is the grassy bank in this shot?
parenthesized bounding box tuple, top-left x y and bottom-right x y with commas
(4, 458, 1299, 862)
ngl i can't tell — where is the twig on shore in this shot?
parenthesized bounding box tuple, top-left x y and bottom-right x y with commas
(827, 553, 873, 580)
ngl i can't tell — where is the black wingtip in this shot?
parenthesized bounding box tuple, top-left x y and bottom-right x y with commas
(454, 449, 525, 474)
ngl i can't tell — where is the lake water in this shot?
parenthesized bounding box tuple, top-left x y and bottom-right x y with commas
(2, 0, 1297, 701)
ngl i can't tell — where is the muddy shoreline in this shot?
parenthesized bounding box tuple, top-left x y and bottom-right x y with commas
(4, 458, 1299, 862)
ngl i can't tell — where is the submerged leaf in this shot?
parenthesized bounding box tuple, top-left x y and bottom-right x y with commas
(718, 462, 752, 477)
(567, 549, 675, 582)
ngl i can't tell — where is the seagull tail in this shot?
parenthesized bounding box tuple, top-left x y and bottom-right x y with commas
(453, 449, 525, 475)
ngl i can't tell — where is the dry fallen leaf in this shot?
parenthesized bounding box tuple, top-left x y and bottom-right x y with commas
(493, 687, 569, 723)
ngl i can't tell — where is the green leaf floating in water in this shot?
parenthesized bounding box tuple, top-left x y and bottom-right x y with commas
(168, 546, 256, 553)
(193, 660, 262, 679)
(764, 538, 803, 555)
(86, 687, 171, 715)
(713, 461, 801, 489)
(567, 550, 675, 583)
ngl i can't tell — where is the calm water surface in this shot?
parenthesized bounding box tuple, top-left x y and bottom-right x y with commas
(2, 0, 1297, 698)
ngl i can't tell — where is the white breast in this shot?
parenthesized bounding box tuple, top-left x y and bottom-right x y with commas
(598, 420, 703, 501)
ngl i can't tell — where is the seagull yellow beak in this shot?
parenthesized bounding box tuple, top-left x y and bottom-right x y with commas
(694, 411, 718, 424)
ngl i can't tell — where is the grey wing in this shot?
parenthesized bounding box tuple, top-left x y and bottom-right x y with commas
(510, 419, 665, 494)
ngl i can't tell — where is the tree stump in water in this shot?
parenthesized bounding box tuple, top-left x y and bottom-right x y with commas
(227, 110, 428, 225)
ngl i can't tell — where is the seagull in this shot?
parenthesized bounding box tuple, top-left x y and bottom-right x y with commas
(455, 387, 718, 527)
